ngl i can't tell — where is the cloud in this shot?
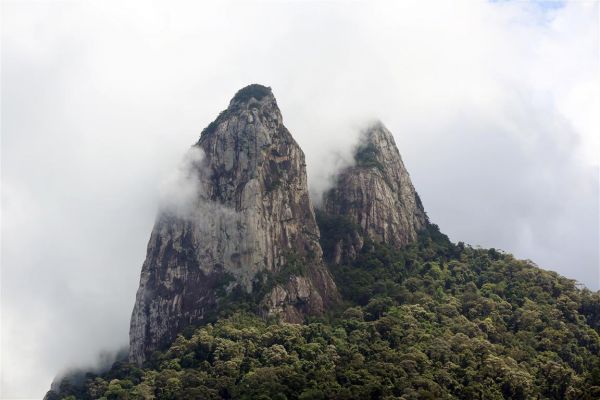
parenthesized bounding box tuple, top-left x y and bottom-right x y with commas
(158, 146, 206, 217)
(1, 0, 598, 398)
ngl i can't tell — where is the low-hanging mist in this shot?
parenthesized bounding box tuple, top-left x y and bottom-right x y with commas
(2, 1, 598, 398)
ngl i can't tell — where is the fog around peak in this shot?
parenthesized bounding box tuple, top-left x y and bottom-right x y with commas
(2, 1, 598, 398)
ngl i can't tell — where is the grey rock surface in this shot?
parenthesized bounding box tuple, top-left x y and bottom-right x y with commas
(129, 85, 338, 365)
(321, 122, 428, 263)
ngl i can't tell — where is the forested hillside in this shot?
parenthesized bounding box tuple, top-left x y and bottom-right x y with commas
(47, 222, 600, 400)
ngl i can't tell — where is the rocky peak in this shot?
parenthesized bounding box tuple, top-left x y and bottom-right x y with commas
(129, 84, 338, 365)
(319, 122, 428, 264)
(200, 84, 280, 141)
(229, 83, 275, 106)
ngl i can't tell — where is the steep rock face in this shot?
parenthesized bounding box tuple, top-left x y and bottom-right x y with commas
(320, 122, 428, 263)
(129, 85, 338, 365)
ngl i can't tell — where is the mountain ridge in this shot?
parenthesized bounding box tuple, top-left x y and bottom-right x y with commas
(45, 85, 600, 400)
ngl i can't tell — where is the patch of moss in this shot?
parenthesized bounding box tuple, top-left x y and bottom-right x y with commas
(354, 142, 385, 172)
(315, 209, 362, 261)
(199, 108, 230, 139)
(232, 84, 272, 103)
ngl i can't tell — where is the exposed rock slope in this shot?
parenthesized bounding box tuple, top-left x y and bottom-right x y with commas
(129, 85, 338, 365)
(320, 122, 428, 264)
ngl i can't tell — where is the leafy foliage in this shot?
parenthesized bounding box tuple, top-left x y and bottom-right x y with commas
(315, 210, 362, 262)
(203, 252, 311, 324)
(49, 224, 600, 399)
(232, 84, 272, 103)
(354, 142, 384, 172)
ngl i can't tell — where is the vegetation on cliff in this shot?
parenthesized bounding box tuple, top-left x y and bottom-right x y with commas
(48, 224, 600, 399)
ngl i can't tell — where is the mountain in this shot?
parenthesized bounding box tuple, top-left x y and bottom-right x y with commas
(45, 85, 600, 400)
(129, 85, 338, 365)
(318, 122, 428, 264)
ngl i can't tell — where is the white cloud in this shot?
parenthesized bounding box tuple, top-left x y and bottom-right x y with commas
(158, 146, 206, 217)
(1, 0, 598, 398)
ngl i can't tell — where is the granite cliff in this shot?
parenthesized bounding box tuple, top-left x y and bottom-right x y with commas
(319, 122, 428, 264)
(129, 85, 338, 365)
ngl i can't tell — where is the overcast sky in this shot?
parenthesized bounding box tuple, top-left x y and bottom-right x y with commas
(2, 1, 599, 398)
